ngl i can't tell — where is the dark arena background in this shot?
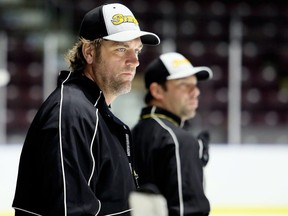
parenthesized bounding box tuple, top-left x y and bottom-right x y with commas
(0, 0, 287, 215)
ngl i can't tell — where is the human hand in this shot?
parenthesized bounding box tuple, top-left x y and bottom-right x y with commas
(129, 184, 168, 216)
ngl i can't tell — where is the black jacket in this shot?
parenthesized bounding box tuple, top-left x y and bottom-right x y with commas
(13, 71, 136, 216)
(132, 106, 210, 216)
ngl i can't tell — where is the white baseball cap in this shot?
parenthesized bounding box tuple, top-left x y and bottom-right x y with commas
(145, 52, 213, 88)
(79, 3, 160, 45)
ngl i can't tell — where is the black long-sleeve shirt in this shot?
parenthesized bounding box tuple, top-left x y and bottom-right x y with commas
(132, 106, 210, 216)
(13, 71, 136, 216)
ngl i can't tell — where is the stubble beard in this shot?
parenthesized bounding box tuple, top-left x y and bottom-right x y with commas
(181, 105, 197, 121)
(98, 66, 134, 97)
(110, 64, 136, 96)
(111, 79, 132, 97)
(94, 55, 134, 97)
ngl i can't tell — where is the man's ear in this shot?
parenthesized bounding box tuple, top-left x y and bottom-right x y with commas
(150, 82, 165, 100)
(82, 43, 94, 64)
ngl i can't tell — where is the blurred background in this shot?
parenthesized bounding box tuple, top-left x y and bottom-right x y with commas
(0, 0, 288, 215)
(0, 0, 288, 144)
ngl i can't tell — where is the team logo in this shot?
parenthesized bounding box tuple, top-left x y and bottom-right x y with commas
(111, 14, 139, 25)
(172, 58, 190, 68)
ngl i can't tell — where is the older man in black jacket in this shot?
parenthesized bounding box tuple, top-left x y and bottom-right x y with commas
(12, 3, 159, 216)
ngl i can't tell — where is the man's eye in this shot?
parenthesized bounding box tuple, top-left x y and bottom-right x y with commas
(180, 83, 192, 89)
(117, 48, 126, 52)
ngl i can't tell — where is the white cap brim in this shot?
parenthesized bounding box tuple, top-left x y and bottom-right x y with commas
(167, 66, 213, 81)
(103, 30, 160, 45)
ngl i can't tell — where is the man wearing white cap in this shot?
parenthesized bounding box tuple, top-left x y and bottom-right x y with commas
(12, 3, 160, 216)
(132, 52, 212, 216)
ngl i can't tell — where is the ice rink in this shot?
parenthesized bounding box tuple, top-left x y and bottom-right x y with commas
(1, 144, 288, 216)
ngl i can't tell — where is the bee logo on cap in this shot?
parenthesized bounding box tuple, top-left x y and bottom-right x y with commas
(111, 14, 139, 25)
(172, 58, 190, 68)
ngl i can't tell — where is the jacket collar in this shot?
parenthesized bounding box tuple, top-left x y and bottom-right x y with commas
(58, 70, 105, 107)
(140, 106, 183, 127)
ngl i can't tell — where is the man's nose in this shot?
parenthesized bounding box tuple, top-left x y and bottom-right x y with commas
(127, 51, 140, 67)
(192, 86, 200, 97)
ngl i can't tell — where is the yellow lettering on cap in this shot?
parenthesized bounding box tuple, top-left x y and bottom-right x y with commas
(111, 14, 139, 25)
(172, 58, 190, 68)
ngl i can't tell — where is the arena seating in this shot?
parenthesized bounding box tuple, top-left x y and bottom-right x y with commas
(1, 0, 287, 144)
